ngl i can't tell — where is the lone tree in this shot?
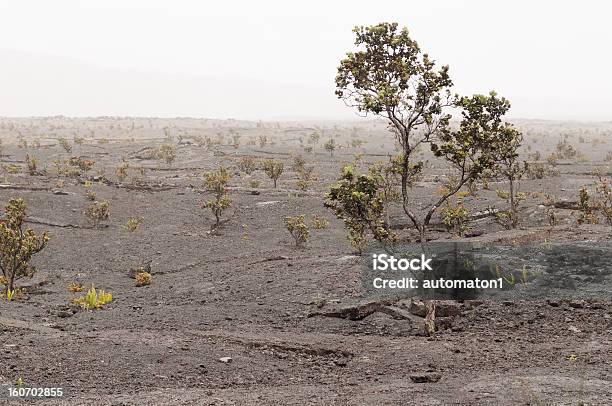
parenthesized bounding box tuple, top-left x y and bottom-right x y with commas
(0, 198, 49, 292)
(324, 139, 337, 156)
(202, 165, 231, 229)
(263, 159, 284, 188)
(336, 22, 518, 247)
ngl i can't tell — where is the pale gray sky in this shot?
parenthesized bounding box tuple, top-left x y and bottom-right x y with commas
(0, 0, 610, 120)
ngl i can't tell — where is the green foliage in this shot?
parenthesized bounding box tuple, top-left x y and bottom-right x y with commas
(0, 198, 49, 291)
(72, 285, 113, 310)
(440, 202, 469, 237)
(595, 175, 612, 225)
(336, 23, 518, 246)
(283, 215, 309, 247)
(202, 165, 231, 228)
(325, 164, 395, 252)
(263, 159, 284, 188)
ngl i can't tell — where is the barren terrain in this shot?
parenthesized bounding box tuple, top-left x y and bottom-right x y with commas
(0, 117, 611, 405)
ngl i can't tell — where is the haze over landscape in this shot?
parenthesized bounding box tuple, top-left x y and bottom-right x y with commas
(0, 0, 611, 120)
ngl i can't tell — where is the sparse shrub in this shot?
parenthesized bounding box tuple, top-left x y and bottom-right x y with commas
(116, 162, 129, 182)
(604, 151, 612, 162)
(71, 285, 113, 310)
(68, 281, 83, 292)
(231, 133, 241, 149)
(123, 217, 142, 232)
(292, 154, 306, 172)
(543, 194, 558, 226)
(85, 201, 110, 228)
(283, 215, 309, 246)
(263, 159, 284, 188)
(249, 180, 261, 188)
(25, 153, 38, 175)
(296, 165, 316, 191)
(0, 199, 49, 291)
(134, 271, 151, 286)
(325, 164, 395, 253)
(258, 135, 268, 147)
(594, 175, 612, 225)
(237, 156, 257, 174)
(69, 157, 94, 172)
(58, 137, 72, 153)
(577, 187, 598, 224)
(311, 215, 329, 230)
(202, 165, 231, 229)
(157, 144, 176, 164)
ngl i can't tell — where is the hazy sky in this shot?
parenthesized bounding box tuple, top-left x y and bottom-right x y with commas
(0, 0, 611, 120)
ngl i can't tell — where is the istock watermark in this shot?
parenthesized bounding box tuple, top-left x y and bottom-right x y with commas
(362, 241, 612, 301)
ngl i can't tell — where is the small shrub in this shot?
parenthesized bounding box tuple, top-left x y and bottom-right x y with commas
(440, 202, 469, 236)
(311, 215, 329, 230)
(123, 217, 142, 232)
(25, 154, 38, 175)
(202, 166, 231, 228)
(157, 144, 176, 165)
(283, 215, 309, 246)
(237, 156, 257, 174)
(85, 201, 110, 228)
(258, 135, 268, 147)
(68, 281, 84, 292)
(0, 199, 49, 291)
(134, 271, 151, 286)
(249, 180, 260, 188)
(71, 285, 113, 310)
(58, 137, 72, 153)
(116, 162, 129, 182)
(577, 187, 598, 224)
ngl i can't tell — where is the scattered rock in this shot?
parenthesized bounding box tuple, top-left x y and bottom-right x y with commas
(410, 372, 442, 383)
(568, 326, 581, 333)
(218, 357, 233, 364)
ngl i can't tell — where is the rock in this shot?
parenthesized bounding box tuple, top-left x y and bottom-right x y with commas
(568, 300, 585, 309)
(410, 372, 442, 383)
(218, 357, 233, 364)
(250, 190, 260, 195)
(464, 300, 484, 309)
(52, 189, 69, 195)
(256, 201, 280, 207)
(547, 299, 561, 307)
(568, 326, 581, 333)
(502, 300, 514, 306)
(464, 230, 484, 238)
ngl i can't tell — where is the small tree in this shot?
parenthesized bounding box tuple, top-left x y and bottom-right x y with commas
(325, 164, 395, 253)
(283, 215, 309, 247)
(309, 131, 320, 154)
(263, 159, 284, 188)
(336, 23, 519, 249)
(0, 199, 49, 292)
(324, 139, 336, 156)
(493, 126, 526, 229)
(202, 165, 231, 229)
